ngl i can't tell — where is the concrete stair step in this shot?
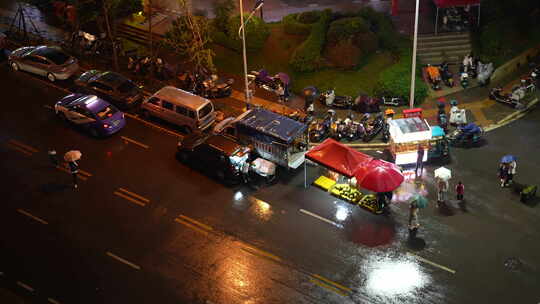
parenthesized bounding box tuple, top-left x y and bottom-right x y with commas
(418, 56, 462, 65)
(418, 44, 471, 53)
(418, 32, 470, 41)
(418, 39, 471, 48)
(418, 49, 471, 58)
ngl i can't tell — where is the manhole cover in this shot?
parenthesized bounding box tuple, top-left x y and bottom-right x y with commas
(504, 257, 522, 270)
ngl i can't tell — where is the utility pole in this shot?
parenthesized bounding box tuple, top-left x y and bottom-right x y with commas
(409, 0, 419, 109)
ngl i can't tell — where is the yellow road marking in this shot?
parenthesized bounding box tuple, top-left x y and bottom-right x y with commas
(8, 139, 39, 153)
(239, 243, 282, 263)
(118, 188, 150, 203)
(5, 143, 33, 156)
(17, 209, 48, 225)
(113, 191, 146, 207)
(177, 214, 213, 231)
(124, 113, 183, 138)
(56, 167, 88, 181)
(174, 218, 209, 235)
(16, 281, 35, 292)
(311, 274, 352, 293)
(120, 136, 149, 149)
(78, 169, 92, 177)
(407, 252, 456, 274)
(309, 278, 347, 297)
(106, 252, 141, 270)
(47, 298, 61, 304)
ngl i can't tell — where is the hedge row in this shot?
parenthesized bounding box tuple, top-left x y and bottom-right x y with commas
(375, 47, 428, 105)
(357, 7, 398, 51)
(282, 14, 312, 35)
(289, 10, 331, 72)
(211, 14, 270, 53)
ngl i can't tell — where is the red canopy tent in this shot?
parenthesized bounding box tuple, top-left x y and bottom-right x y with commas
(305, 138, 373, 178)
(433, 0, 481, 34)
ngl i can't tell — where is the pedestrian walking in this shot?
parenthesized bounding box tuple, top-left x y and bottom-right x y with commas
(455, 181, 465, 201)
(68, 160, 79, 188)
(508, 160, 517, 185)
(408, 203, 420, 238)
(437, 178, 448, 203)
(276, 85, 286, 103)
(498, 163, 509, 187)
(48, 148, 59, 168)
(415, 144, 425, 177)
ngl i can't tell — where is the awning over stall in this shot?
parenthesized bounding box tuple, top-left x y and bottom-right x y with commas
(236, 108, 307, 144)
(306, 138, 373, 178)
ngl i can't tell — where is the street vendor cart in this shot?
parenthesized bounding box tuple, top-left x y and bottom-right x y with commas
(388, 117, 432, 165)
(428, 125, 450, 160)
(305, 139, 404, 214)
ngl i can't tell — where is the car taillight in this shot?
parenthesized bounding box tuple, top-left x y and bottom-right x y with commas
(122, 113, 125, 118)
(103, 123, 110, 128)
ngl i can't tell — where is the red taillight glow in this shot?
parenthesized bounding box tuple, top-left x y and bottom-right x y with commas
(103, 124, 110, 128)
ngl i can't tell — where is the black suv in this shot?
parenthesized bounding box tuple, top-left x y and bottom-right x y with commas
(75, 70, 143, 110)
(176, 133, 250, 184)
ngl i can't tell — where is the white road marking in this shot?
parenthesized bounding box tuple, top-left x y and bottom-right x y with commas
(120, 136, 149, 149)
(407, 252, 456, 274)
(106, 252, 141, 270)
(48, 298, 61, 304)
(299, 209, 342, 228)
(16, 281, 34, 292)
(17, 209, 48, 225)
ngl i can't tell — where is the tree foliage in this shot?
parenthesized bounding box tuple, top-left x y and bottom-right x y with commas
(212, 0, 236, 35)
(165, 0, 215, 73)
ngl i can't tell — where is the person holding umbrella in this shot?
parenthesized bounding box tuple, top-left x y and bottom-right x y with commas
(408, 194, 427, 239)
(64, 150, 82, 189)
(501, 155, 517, 186)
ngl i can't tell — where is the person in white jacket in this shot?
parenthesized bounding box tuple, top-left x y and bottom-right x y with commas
(508, 160, 517, 184)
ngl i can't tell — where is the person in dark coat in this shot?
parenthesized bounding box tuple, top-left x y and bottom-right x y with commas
(499, 163, 509, 187)
(68, 160, 79, 189)
(415, 144, 425, 177)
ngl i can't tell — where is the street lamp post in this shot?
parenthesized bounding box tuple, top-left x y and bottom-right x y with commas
(409, 0, 420, 109)
(238, 0, 264, 110)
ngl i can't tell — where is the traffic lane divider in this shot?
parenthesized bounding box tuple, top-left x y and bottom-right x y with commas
(56, 166, 88, 181)
(120, 135, 149, 149)
(113, 188, 150, 207)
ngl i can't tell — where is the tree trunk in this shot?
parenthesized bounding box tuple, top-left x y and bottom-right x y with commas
(103, 2, 118, 71)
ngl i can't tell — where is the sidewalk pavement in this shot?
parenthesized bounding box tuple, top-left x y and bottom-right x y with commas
(0, 2, 537, 148)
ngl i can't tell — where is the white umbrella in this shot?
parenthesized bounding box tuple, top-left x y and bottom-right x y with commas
(434, 166, 452, 181)
(64, 150, 82, 162)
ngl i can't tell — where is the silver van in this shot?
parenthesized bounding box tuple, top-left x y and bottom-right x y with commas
(141, 86, 216, 133)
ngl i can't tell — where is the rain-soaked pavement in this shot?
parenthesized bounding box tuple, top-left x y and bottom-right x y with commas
(1, 53, 540, 304)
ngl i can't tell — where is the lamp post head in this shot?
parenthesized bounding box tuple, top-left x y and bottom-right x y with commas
(254, 0, 264, 11)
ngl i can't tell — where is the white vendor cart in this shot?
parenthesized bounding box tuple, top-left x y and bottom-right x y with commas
(388, 117, 433, 165)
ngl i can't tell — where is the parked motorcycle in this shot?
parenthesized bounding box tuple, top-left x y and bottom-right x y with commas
(363, 113, 384, 142)
(320, 89, 353, 109)
(426, 64, 442, 90)
(201, 75, 234, 98)
(330, 118, 348, 141)
(460, 72, 469, 89)
(439, 61, 455, 87)
(248, 69, 281, 91)
(448, 123, 483, 147)
(353, 95, 381, 113)
(309, 110, 335, 142)
(530, 67, 540, 84)
(489, 86, 524, 109)
(380, 95, 406, 107)
(520, 77, 537, 93)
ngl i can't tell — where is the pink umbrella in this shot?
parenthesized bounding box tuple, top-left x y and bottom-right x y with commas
(355, 159, 404, 193)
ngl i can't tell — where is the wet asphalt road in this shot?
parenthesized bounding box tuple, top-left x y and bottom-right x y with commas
(0, 60, 540, 304)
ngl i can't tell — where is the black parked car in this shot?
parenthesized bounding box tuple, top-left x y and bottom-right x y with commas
(176, 133, 251, 184)
(75, 70, 143, 110)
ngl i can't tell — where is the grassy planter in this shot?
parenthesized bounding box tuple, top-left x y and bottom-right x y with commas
(289, 10, 331, 72)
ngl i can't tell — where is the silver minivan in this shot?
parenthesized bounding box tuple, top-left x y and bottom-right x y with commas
(141, 86, 216, 133)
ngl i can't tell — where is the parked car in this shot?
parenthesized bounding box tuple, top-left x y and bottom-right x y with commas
(141, 86, 216, 134)
(176, 133, 251, 184)
(8, 45, 79, 81)
(75, 70, 144, 110)
(54, 93, 126, 137)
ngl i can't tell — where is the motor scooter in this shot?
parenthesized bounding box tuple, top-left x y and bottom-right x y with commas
(489, 86, 524, 109)
(319, 89, 353, 109)
(440, 62, 454, 87)
(380, 96, 406, 107)
(309, 110, 334, 142)
(202, 75, 234, 98)
(363, 114, 384, 142)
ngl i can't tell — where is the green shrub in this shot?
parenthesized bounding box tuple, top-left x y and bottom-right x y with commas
(289, 10, 331, 72)
(357, 7, 398, 50)
(212, 14, 269, 52)
(282, 14, 312, 35)
(375, 47, 428, 104)
(297, 10, 322, 24)
(326, 17, 369, 44)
